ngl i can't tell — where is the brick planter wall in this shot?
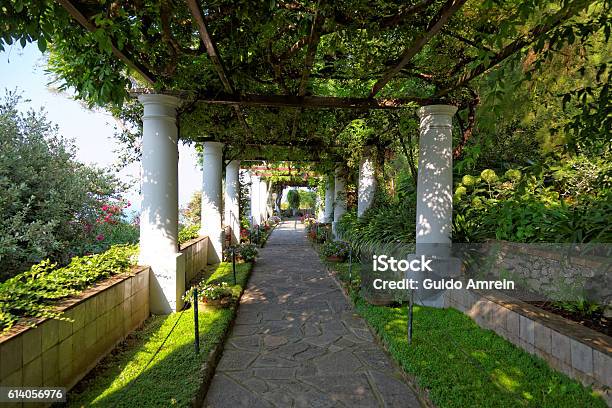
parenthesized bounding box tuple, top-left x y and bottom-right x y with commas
(445, 288, 612, 405)
(0, 266, 150, 397)
(180, 236, 209, 285)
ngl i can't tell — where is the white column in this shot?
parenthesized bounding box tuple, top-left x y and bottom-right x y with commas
(259, 178, 268, 222)
(357, 146, 377, 217)
(415, 105, 457, 253)
(200, 141, 224, 264)
(332, 167, 346, 238)
(323, 174, 334, 223)
(250, 173, 261, 225)
(224, 160, 240, 245)
(138, 94, 184, 314)
(315, 192, 323, 222)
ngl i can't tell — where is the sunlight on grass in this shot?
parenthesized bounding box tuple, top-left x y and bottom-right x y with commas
(326, 260, 607, 408)
(66, 262, 252, 407)
(492, 368, 521, 392)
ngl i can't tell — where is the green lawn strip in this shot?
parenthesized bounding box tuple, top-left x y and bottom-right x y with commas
(65, 262, 252, 408)
(324, 258, 605, 408)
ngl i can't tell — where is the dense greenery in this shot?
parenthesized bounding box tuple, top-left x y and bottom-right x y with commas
(325, 259, 606, 408)
(337, 173, 417, 253)
(178, 224, 200, 245)
(0, 92, 130, 279)
(180, 191, 201, 227)
(65, 261, 252, 407)
(0, 244, 138, 332)
(2, 1, 608, 167)
(454, 158, 611, 243)
(287, 189, 301, 213)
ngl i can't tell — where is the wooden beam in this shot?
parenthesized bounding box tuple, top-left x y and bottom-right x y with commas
(185, 0, 233, 92)
(58, 0, 156, 84)
(196, 94, 428, 109)
(186, 0, 254, 137)
(291, 6, 324, 140)
(369, 0, 467, 97)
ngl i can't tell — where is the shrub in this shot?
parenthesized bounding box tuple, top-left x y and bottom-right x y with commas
(321, 240, 350, 259)
(287, 189, 300, 211)
(182, 282, 234, 305)
(178, 224, 200, 245)
(337, 194, 416, 255)
(0, 91, 127, 280)
(225, 243, 258, 262)
(453, 159, 611, 243)
(0, 244, 138, 332)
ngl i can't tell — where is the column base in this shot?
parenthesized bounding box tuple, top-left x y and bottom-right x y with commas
(147, 252, 186, 314)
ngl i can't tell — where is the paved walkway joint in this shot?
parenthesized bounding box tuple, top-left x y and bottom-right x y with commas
(204, 221, 422, 408)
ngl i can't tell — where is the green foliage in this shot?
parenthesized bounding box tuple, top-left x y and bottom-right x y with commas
(180, 191, 201, 227)
(454, 157, 611, 243)
(182, 282, 234, 304)
(337, 189, 416, 255)
(66, 261, 252, 407)
(321, 240, 350, 258)
(297, 189, 317, 209)
(553, 298, 603, 318)
(0, 91, 128, 279)
(287, 189, 300, 210)
(224, 243, 258, 263)
(0, 244, 138, 332)
(178, 225, 200, 245)
(323, 259, 606, 408)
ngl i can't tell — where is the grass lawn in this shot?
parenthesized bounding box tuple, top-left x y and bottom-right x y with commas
(65, 262, 252, 408)
(325, 259, 606, 408)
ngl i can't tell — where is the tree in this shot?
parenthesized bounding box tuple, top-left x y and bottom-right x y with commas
(287, 189, 300, 216)
(298, 190, 317, 210)
(0, 91, 126, 280)
(181, 191, 201, 226)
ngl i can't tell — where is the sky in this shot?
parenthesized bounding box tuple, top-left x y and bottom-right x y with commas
(0, 43, 202, 210)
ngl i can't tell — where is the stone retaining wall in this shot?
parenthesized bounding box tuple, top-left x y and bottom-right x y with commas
(0, 266, 150, 404)
(481, 241, 610, 305)
(445, 288, 612, 405)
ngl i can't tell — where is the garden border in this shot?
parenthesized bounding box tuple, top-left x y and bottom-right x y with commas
(445, 288, 612, 405)
(0, 266, 150, 397)
(190, 261, 256, 407)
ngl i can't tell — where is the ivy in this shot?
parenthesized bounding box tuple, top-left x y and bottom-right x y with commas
(0, 244, 138, 332)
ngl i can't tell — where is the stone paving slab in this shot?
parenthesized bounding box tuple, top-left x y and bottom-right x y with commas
(203, 221, 422, 408)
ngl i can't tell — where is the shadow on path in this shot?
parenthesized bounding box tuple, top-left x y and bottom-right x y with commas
(203, 221, 422, 408)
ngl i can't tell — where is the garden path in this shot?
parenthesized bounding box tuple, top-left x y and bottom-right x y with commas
(203, 221, 422, 408)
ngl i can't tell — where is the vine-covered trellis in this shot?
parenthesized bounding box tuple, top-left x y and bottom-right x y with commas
(1, 0, 608, 168)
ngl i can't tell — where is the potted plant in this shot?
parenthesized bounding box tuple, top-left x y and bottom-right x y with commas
(183, 282, 235, 308)
(321, 240, 350, 262)
(237, 243, 258, 262)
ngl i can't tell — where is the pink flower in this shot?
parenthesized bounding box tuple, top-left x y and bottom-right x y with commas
(96, 234, 105, 241)
(102, 205, 109, 211)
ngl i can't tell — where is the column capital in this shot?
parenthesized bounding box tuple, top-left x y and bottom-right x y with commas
(417, 104, 458, 119)
(202, 141, 224, 156)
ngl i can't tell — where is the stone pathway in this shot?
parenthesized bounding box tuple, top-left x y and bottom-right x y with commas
(203, 221, 422, 408)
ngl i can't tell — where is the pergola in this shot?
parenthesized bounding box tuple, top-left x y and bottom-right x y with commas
(4, 0, 592, 312)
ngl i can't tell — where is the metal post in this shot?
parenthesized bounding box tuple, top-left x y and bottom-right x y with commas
(193, 287, 200, 353)
(408, 289, 414, 345)
(232, 247, 237, 285)
(348, 246, 353, 287)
